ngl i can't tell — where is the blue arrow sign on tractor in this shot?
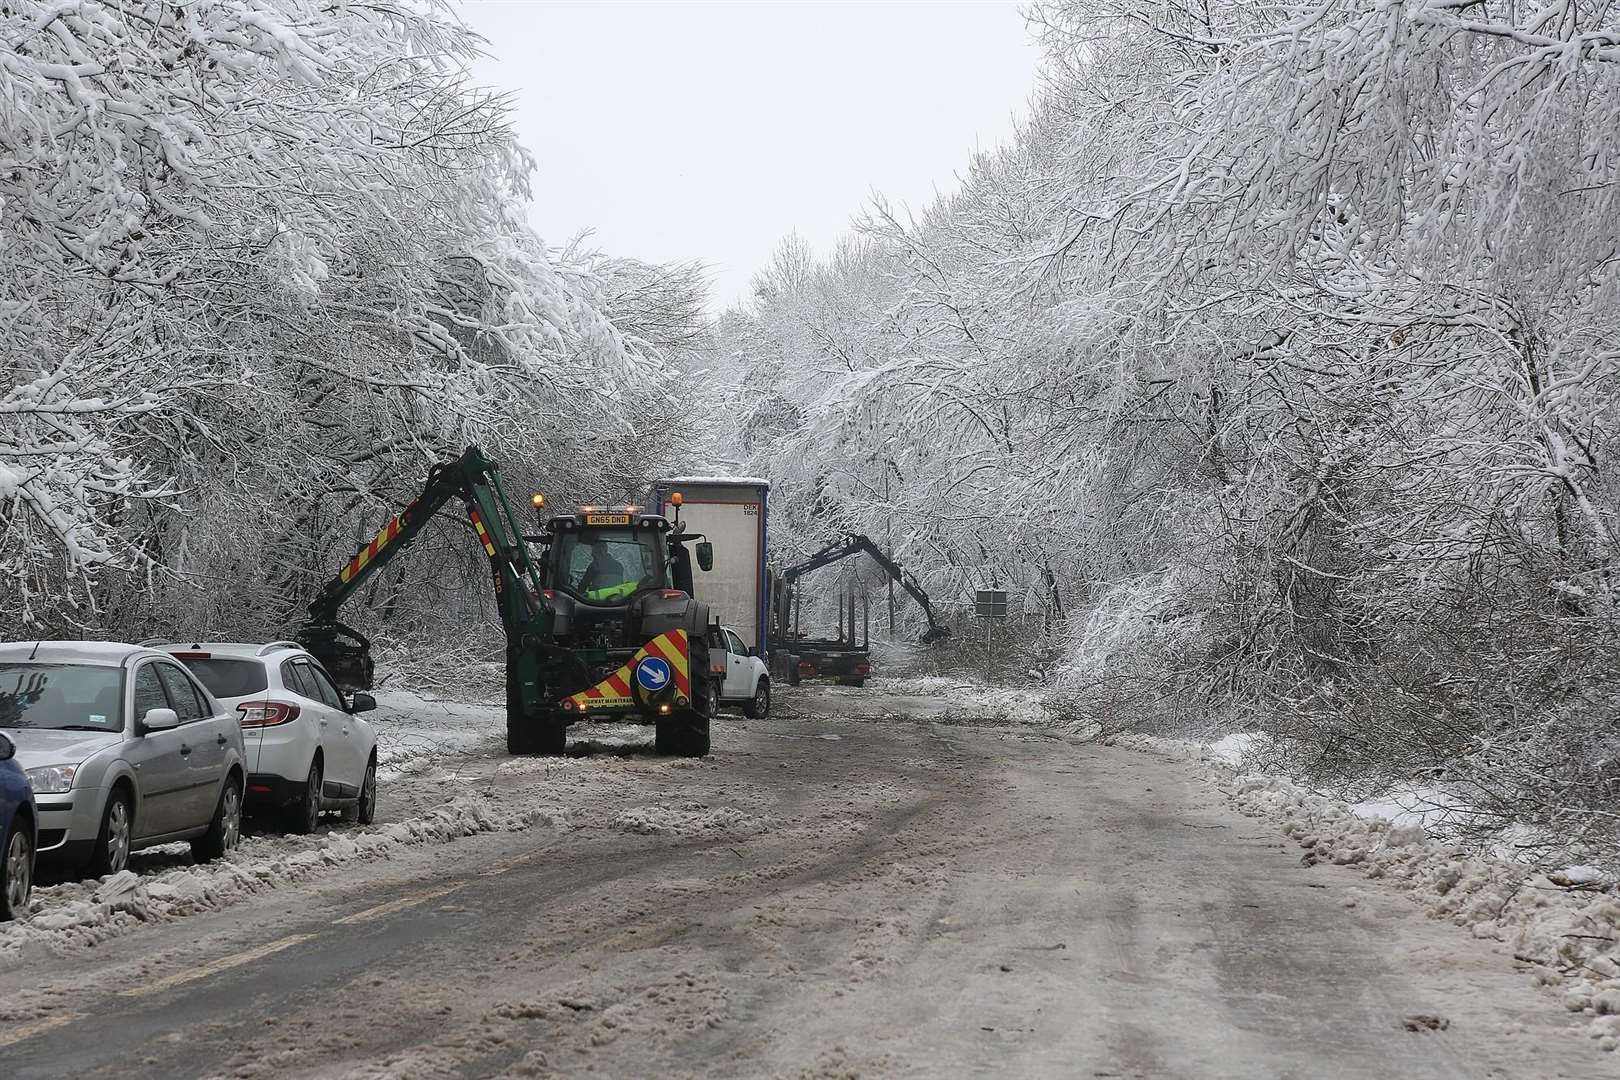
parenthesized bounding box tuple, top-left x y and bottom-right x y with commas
(636, 656, 673, 692)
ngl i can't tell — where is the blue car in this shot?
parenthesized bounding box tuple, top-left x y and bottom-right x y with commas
(0, 730, 36, 921)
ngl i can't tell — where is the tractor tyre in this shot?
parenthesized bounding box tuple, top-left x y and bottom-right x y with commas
(507, 663, 566, 756)
(507, 717, 566, 756)
(656, 672, 712, 758)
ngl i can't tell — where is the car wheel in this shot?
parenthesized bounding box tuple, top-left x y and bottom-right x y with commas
(1, 818, 33, 921)
(192, 776, 243, 863)
(345, 756, 378, 826)
(86, 789, 133, 878)
(743, 678, 770, 719)
(288, 760, 323, 835)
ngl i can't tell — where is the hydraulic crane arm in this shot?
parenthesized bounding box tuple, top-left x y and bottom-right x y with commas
(781, 533, 951, 644)
(299, 445, 553, 687)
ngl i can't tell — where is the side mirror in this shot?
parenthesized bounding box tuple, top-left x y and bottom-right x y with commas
(142, 707, 180, 732)
(349, 692, 377, 714)
(0, 733, 13, 762)
(695, 541, 714, 572)
(748, 647, 759, 658)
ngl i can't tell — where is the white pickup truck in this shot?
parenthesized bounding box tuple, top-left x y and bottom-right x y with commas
(711, 625, 770, 718)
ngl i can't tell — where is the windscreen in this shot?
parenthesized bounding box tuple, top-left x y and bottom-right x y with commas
(182, 657, 269, 698)
(556, 528, 666, 603)
(0, 663, 124, 732)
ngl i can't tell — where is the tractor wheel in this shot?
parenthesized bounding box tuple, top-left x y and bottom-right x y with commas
(656, 673, 712, 758)
(506, 663, 565, 756)
(507, 716, 566, 756)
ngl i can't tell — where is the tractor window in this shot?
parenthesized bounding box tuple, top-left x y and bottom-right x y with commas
(557, 529, 665, 603)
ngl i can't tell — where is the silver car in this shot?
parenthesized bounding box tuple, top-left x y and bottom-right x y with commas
(0, 642, 246, 877)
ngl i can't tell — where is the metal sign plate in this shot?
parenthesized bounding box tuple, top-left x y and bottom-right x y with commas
(975, 589, 1009, 618)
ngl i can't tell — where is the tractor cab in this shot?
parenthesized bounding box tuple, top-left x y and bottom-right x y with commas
(531, 505, 713, 652)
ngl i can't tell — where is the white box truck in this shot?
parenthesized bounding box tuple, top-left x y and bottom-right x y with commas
(652, 477, 770, 657)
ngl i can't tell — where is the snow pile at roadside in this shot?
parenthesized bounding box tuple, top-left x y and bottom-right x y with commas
(1122, 732, 1489, 838)
(1229, 772, 1620, 1051)
(868, 675, 1097, 736)
(0, 795, 543, 966)
(609, 802, 772, 839)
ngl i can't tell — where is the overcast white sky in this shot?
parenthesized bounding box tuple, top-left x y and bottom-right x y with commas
(458, 1, 1042, 310)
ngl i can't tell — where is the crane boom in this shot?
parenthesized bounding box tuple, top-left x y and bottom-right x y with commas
(298, 446, 554, 688)
(780, 534, 950, 644)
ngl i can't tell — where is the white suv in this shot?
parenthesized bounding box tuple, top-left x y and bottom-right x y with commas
(712, 627, 770, 718)
(156, 643, 378, 833)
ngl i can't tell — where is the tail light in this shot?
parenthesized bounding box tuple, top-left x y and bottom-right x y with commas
(238, 701, 301, 727)
(657, 589, 686, 600)
(799, 661, 815, 674)
(543, 590, 556, 600)
(855, 662, 872, 675)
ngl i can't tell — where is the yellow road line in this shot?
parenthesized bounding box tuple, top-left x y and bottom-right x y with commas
(0, 1011, 82, 1048)
(121, 933, 315, 997)
(479, 848, 547, 877)
(333, 883, 463, 925)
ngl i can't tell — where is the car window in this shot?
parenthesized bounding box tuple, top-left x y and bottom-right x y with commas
(280, 660, 316, 700)
(133, 665, 169, 723)
(183, 657, 268, 698)
(303, 663, 345, 710)
(155, 664, 207, 723)
(0, 663, 124, 732)
(726, 631, 747, 655)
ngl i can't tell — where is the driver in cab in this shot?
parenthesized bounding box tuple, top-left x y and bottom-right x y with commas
(579, 539, 638, 603)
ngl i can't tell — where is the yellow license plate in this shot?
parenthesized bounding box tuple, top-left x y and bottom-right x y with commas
(584, 513, 631, 525)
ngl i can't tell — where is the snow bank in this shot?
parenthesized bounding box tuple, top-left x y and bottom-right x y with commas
(609, 802, 772, 839)
(867, 675, 1097, 736)
(1207, 732, 1270, 766)
(0, 795, 544, 966)
(1347, 783, 1477, 834)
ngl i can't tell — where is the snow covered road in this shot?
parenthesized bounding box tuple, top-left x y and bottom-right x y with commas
(0, 687, 1607, 1078)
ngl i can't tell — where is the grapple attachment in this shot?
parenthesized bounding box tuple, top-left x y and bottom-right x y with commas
(920, 626, 953, 645)
(297, 621, 375, 690)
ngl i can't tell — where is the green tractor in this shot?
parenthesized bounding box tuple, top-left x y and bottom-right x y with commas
(297, 447, 719, 757)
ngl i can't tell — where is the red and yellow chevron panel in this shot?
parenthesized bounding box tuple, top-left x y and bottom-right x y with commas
(467, 508, 498, 557)
(340, 510, 408, 584)
(564, 629, 692, 712)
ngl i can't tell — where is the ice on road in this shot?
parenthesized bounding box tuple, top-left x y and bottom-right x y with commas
(0, 685, 1608, 1079)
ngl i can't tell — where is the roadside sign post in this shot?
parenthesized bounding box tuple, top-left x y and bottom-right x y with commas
(975, 587, 1008, 676)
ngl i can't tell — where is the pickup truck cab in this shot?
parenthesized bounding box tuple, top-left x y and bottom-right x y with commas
(711, 626, 769, 719)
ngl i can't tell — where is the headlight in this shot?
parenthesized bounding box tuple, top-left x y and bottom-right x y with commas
(25, 763, 78, 794)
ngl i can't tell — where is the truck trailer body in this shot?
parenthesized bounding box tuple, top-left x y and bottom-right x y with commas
(653, 478, 771, 663)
